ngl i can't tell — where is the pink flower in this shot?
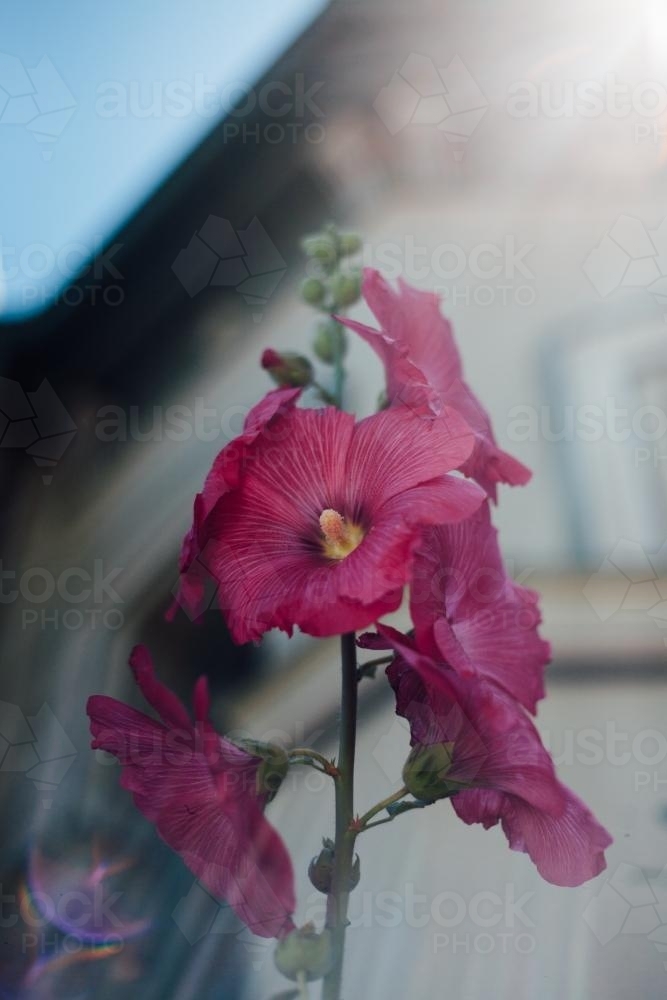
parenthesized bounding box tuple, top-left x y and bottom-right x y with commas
(409, 501, 550, 714)
(86, 646, 296, 938)
(337, 268, 531, 501)
(380, 626, 611, 887)
(179, 392, 484, 643)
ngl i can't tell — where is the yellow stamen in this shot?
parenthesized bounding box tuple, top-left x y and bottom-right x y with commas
(319, 508, 364, 560)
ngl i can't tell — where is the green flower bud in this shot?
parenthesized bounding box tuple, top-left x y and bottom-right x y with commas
(256, 746, 289, 802)
(402, 742, 458, 802)
(301, 277, 326, 306)
(337, 232, 362, 256)
(261, 349, 314, 388)
(313, 320, 347, 365)
(377, 389, 389, 411)
(274, 925, 333, 982)
(330, 271, 361, 308)
(301, 234, 338, 269)
(236, 738, 290, 803)
(308, 838, 360, 894)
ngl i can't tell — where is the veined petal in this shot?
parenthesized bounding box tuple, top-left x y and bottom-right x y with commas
(379, 627, 611, 887)
(410, 503, 550, 713)
(338, 268, 531, 500)
(453, 786, 612, 887)
(87, 650, 296, 937)
(195, 397, 480, 641)
(345, 406, 475, 511)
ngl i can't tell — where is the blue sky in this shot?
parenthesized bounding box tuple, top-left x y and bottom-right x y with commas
(0, 0, 327, 318)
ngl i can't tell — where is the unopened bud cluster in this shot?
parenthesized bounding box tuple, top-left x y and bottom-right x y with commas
(260, 224, 362, 400)
(300, 225, 362, 366)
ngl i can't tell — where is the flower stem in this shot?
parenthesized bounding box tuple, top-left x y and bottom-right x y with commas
(288, 748, 338, 776)
(356, 654, 392, 683)
(333, 341, 345, 409)
(322, 633, 358, 1000)
(357, 786, 409, 828)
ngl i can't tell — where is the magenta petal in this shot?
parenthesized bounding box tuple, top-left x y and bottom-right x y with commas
(357, 631, 393, 650)
(129, 645, 192, 731)
(338, 268, 531, 500)
(87, 652, 296, 938)
(410, 502, 550, 713)
(453, 786, 612, 887)
(379, 629, 611, 886)
(345, 404, 476, 508)
(151, 787, 295, 938)
(382, 631, 559, 810)
(196, 400, 481, 642)
(169, 388, 301, 623)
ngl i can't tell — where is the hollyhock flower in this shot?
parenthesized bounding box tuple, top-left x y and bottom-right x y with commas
(409, 500, 550, 714)
(86, 646, 296, 939)
(186, 394, 484, 643)
(379, 626, 611, 887)
(337, 268, 531, 501)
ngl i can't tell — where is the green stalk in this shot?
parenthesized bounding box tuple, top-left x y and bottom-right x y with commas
(332, 328, 345, 410)
(322, 633, 358, 1000)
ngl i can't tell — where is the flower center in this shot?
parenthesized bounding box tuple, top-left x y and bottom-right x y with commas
(319, 508, 364, 561)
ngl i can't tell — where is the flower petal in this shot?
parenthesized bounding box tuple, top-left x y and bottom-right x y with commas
(198, 403, 479, 641)
(410, 503, 550, 713)
(169, 388, 301, 622)
(453, 786, 612, 887)
(380, 628, 611, 886)
(338, 269, 531, 500)
(344, 405, 475, 511)
(87, 654, 296, 938)
(128, 645, 192, 731)
(382, 630, 559, 810)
